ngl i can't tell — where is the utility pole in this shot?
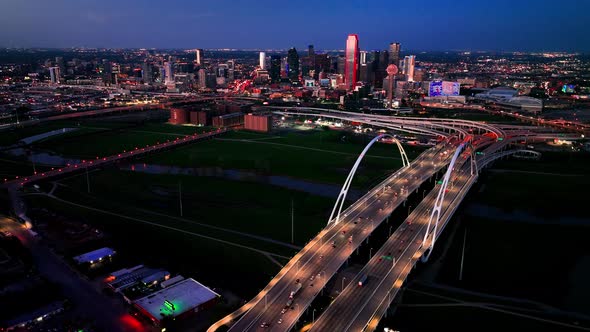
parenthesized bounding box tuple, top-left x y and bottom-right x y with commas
(291, 198, 294, 244)
(85, 167, 90, 193)
(179, 181, 183, 217)
(459, 227, 467, 281)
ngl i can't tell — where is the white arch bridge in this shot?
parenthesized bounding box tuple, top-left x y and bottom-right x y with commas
(209, 113, 563, 332)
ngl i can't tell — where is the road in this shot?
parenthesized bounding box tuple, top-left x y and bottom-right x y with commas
(310, 142, 478, 332)
(3, 128, 229, 188)
(221, 137, 463, 332)
(0, 216, 152, 332)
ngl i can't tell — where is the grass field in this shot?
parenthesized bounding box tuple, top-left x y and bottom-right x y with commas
(140, 129, 418, 186)
(433, 151, 590, 317)
(24, 194, 282, 298)
(54, 169, 334, 246)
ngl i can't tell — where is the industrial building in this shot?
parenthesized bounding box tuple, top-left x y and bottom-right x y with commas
(132, 277, 220, 326)
(244, 114, 273, 132)
(72, 247, 115, 265)
(212, 112, 244, 127)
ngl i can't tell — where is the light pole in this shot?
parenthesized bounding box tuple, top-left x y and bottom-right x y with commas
(313, 308, 317, 323)
(85, 166, 90, 193)
(341, 277, 346, 293)
(459, 227, 467, 281)
(178, 181, 183, 217)
(389, 225, 393, 237)
(369, 247, 374, 259)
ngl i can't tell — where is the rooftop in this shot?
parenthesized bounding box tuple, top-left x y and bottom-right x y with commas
(133, 278, 219, 321)
(72, 247, 115, 264)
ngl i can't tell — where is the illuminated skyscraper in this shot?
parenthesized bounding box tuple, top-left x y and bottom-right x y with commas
(344, 34, 359, 90)
(287, 48, 300, 81)
(164, 61, 174, 83)
(402, 55, 415, 81)
(270, 55, 281, 82)
(195, 49, 203, 65)
(389, 43, 401, 66)
(259, 52, 266, 70)
(49, 67, 60, 84)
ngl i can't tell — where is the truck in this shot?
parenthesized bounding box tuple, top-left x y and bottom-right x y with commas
(358, 274, 368, 287)
(289, 283, 302, 299)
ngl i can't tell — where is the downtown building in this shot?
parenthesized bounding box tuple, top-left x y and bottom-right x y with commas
(344, 34, 360, 90)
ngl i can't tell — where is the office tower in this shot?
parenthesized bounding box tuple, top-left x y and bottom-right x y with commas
(308, 45, 315, 57)
(259, 52, 266, 70)
(55, 57, 65, 77)
(344, 34, 359, 90)
(195, 49, 203, 65)
(287, 48, 300, 81)
(164, 61, 174, 83)
(389, 42, 401, 66)
(359, 51, 369, 83)
(270, 55, 281, 82)
(217, 64, 229, 78)
(403, 55, 416, 81)
(49, 67, 60, 84)
(142, 61, 152, 83)
(198, 68, 206, 89)
(315, 54, 330, 74)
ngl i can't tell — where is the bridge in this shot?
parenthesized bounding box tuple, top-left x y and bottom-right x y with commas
(209, 108, 566, 332)
(2, 128, 229, 188)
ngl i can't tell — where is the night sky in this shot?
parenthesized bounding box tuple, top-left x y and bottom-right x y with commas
(1, 0, 588, 51)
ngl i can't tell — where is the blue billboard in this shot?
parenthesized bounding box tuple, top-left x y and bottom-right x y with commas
(429, 81, 460, 97)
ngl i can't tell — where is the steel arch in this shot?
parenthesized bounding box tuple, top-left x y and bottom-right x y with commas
(328, 134, 410, 226)
(420, 141, 477, 262)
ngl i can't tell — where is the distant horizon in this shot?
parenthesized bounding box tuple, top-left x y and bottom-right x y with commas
(2, 0, 589, 53)
(0, 46, 587, 55)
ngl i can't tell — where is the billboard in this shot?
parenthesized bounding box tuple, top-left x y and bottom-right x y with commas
(429, 81, 460, 97)
(562, 84, 575, 93)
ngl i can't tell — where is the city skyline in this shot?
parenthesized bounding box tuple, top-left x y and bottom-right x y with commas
(1, 0, 590, 52)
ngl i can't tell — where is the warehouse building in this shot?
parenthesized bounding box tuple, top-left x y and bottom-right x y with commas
(132, 277, 220, 326)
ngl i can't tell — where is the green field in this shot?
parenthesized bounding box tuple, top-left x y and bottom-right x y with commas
(53, 169, 334, 246)
(433, 151, 590, 318)
(24, 194, 282, 298)
(140, 129, 418, 186)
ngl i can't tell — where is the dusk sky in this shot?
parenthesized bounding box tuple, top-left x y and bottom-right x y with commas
(1, 0, 589, 51)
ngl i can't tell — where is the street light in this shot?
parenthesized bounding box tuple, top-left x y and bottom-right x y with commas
(369, 247, 374, 259)
(313, 308, 317, 323)
(341, 277, 346, 293)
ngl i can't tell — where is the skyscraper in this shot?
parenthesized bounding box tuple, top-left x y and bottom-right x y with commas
(49, 67, 60, 84)
(259, 52, 266, 70)
(287, 48, 300, 81)
(402, 55, 416, 82)
(308, 45, 315, 57)
(164, 61, 174, 83)
(195, 49, 203, 66)
(359, 51, 369, 83)
(270, 55, 281, 82)
(142, 61, 152, 83)
(389, 43, 401, 66)
(344, 34, 359, 90)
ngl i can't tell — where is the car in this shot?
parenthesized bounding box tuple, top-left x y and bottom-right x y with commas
(281, 307, 288, 314)
(342, 230, 346, 235)
(309, 275, 315, 281)
(260, 322, 270, 328)
(332, 241, 336, 248)
(278, 318, 283, 324)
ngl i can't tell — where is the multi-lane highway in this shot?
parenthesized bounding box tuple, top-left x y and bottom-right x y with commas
(221, 138, 463, 332)
(310, 141, 479, 332)
(3, 128, 229, 188)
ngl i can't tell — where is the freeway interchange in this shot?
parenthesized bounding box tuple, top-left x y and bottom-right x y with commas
(210, 109, 565, 332)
